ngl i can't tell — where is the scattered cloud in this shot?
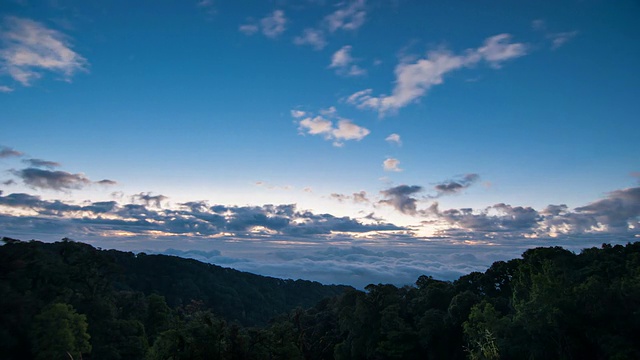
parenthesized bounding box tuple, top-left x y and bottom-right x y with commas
(383, 157, 402, 172)
(132, 192, 168, 207)
(347, 34, 527, 115)
(11, 168, 91, 191)
(549, 31, 578, 49)
(0, 16, 88, 86)
(324, 0, 367, 32)
(294, 0, 367, 50)
(22, 158, 61, 169)
(240, 10, 287, 38)
(531, 19, 578, 49)
(385, 133, 401, 146)
(379, 185, 423, 215)
(97, 179, 117, 186)
(0, 85, 13, 92)
(433, 173, 480, 197)
(0, 145, 23, 158)
(293, 28, 327, 50)
(329, 45, 366, 76)
(330, 190, 370, 204)
(296, 110, 370, 147)
(290, 109, 307, 118)
(238, 24, 259, 35)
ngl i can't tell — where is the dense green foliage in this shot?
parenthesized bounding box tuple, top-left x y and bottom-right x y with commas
(2, 237, 640, 359)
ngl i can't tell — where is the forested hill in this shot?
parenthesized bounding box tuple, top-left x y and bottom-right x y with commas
(2, 237, 640, 359)
(0, 237, 350, 325)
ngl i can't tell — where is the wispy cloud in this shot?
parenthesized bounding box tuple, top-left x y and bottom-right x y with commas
(296, 109, 370, 147)
(293, 28, 327, 50)
(22, 158, 61, 169)
(347, 34, 527, 115)
(0, 145, 23, 158)
(433, 173, 480, 197)
(531, 19, 578, 49)
(0, 85, 13, 92)
(330, 190, 370, 204)
(329, 45, 366, 76)
(294, 0, 367, 50)
(324, 0, 367, 32)
(0, 16, 88, 86)
(383, 158, 402, 172)
(240, 10, 287, 38)
(385, 133, 401, 146)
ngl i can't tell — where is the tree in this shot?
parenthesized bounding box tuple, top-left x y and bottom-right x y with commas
(30, 303, 91, 360)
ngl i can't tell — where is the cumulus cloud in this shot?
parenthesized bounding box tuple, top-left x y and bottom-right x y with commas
(293, 28, 327, 50)
(12, 168, 91, 191)
(0, 145, 22, 158)
(383, 158, 402, 172)
(379, 185, 423, 215)
(240, 10, 287, 38)
(347, 34, 527, 115)
(22, 158, 61, 169)
(329, 45, 366, 76)
(0, 16, 88, 86)
(290, 109, 307, 118)
(296, 110, 370, 147)
(433, 173, 480, 197)
(385, 133, 401, 146)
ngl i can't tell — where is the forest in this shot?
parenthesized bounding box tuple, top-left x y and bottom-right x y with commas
(1, 236, 639, 359)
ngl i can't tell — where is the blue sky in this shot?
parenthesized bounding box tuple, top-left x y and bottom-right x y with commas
(1, 0, 639, 287)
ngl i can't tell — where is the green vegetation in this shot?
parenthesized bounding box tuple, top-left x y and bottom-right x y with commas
(2, 237, 640, 359)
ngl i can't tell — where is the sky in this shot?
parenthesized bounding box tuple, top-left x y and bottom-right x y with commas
(1, 0, 639, 288)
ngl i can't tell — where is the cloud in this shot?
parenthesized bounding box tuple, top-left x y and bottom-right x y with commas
(0, 85, 13, 92)
(347, 34, 527, 115)
(379, 185, 423, 215)
(239, 10, 287, 38)
(0, 16, 88, 86)
(293, 1, 366, 50)
(296, 111, 370, 147)
(22, 158, 61, 169)
(573, 187, 640, 231)
(324, 0, 367, 32)
(531, 19, 578, 49)
(0, 145, 22, 158)
(290, 109, 307, 118)
(548, 31, 578, 49)
(433, 173, 480, 196)
(96, 179, 117, 186)
(383, 158, 402, 172)
(329, 45, 366, 76)
(293, 28, 327, 50)
(385, 133, 401, 146)
(330, 190, 370, 204)
(12, 168, 91, 191)
(132, 192, 168, 207)
(238, 24, 259, 35)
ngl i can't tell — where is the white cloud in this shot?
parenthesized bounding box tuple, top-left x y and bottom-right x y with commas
(383, 158, 402, 172)
(385, 133, 402, 146)
(293, 28, 327, 50)
(325, 0, 367, 32)
(329, 45, 366, 77)
(549, 31, 578, 49)
(0, 85, 13, 93)
(290, 109, 307, 118)
(347, 34, 527, 115)
(240, 10, 287, 38)
(0, 16, 88, 86)
(260, 10, 286, 38)
(296, 111, 370, 147)
(238, 24, 259, 35)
